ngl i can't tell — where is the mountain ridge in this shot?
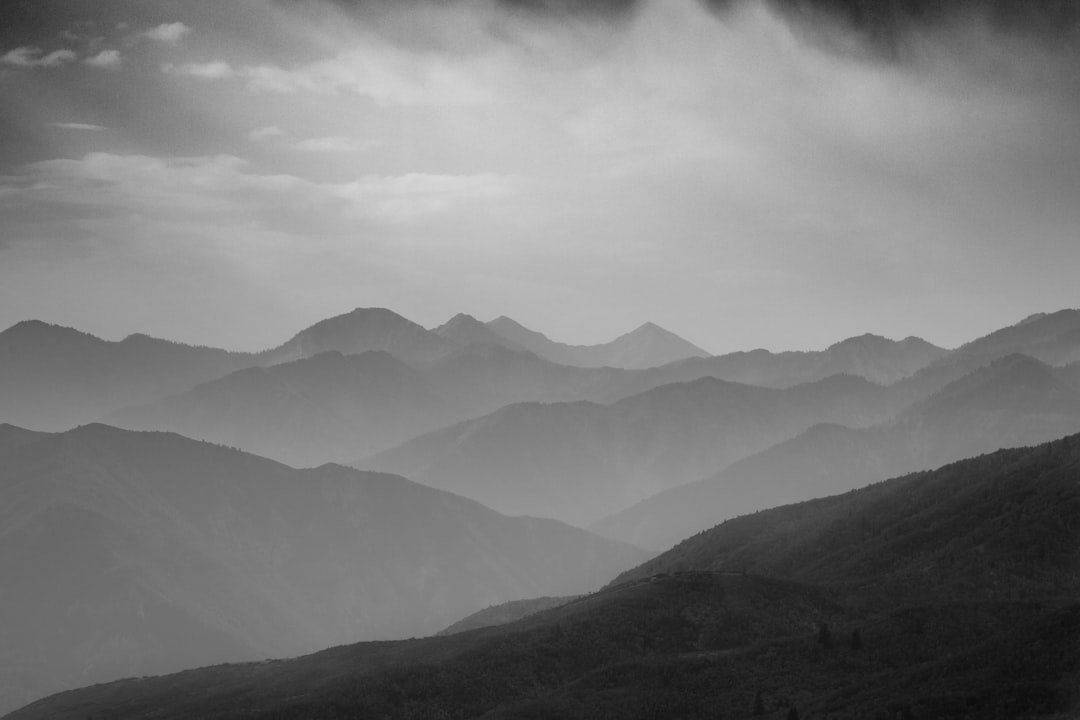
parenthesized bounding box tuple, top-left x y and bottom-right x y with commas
(591, 353, 1080, 549)
(485, 315, 711, 369)
(0, 423, 648, 716)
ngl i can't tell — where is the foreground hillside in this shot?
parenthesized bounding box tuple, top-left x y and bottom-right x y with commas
(10, 433, 1078, 720)
(0, 425, 647, 716)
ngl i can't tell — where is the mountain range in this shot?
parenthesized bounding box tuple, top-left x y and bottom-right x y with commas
(10, 431, 1077, 720)
(360, 372, 903, 526)
(0, 423, 647, 716)
(107, 350, 457, 466)
(0, 321, 252, 431)
(592, 353, 1080, 549)
(485, 315, 711, 369)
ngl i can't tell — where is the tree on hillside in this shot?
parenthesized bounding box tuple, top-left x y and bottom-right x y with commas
(752, 690, 765, 716)
(818, 622, 833, 649)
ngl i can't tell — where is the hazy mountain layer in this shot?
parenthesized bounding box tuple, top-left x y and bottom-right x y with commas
(361, 373, 902, 527)
(258, 307, 457, 367)
(486, 315, 710, 369)
(11, 432, 1078, 720)
(107, 350, 457, 466)
(895, 308, 1080, 401)
(0, 424, 647, 716)
(657, 332, 948, 389)
(0, 321, 253, 431)
(593, 354, 1080, 549)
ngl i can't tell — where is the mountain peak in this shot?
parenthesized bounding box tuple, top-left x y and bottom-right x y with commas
(1, 319, 94, 341)
(435, 313, 528, 352)
(826, 332, 893, 351)
(263, 307, 450, 366)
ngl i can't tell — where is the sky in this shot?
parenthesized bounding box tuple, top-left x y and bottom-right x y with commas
(0, 0, 1078, 353)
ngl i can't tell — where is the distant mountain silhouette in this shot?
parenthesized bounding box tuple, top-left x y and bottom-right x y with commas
(107, 350, 456, 466)
(12, 433, 1077, 720)
(654, 333, 948, 390)
(434, 313, 529, 352)
(0, 424, 647, 716)
(361, 373, 902, 527)
(486, 316, 710, 369)
(0, 423, 46, 453)
(260, 307, 456, 367)
(0, 320, 252, 431)
(896, 308, 1080, 400)
(593, 354, 1080, 549)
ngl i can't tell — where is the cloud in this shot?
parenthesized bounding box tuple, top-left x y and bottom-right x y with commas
(239, 51, 494, 105)
(1, 47, 76, 68)
(2, 0, 1079, 351)
(84, 49, 122, 69)
(292, 136, 376, 153)
(249, 125, 286, 142)
(143, 22, 191, 45)
(49, 123, 107, 131)
(164, 61, 235, 79)
(0, 152, 516, 231)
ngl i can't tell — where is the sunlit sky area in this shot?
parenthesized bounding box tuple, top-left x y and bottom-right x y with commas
(1, 0, 1078, 352)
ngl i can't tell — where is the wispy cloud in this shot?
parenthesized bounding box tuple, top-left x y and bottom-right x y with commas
(1, 152, 515, 229)
(84, 49, 122, 69)
(164, 61, 235, 79)
(143, 22, 191, 45)
(249, 125, 286, 143)
(49, 123, 107, 131)
(292, 136, 376, 153)
(1, 46, 76, 68)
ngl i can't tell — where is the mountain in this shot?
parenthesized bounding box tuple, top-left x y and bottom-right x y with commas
(0, 423, 46, 453)
(259, 307, 455, 367)
(361, 373, 901, 527)
(896, 308, 1080, 400)
(486, 316, 710, 369)
(593, 354, 1080, 549)
(0, 320, 253, 431)
(107, 350, 456, 466)
(611, 434, 1080, 599)
(0, 424, 648, 717)
(10, 433, 1078, 720)
(655, 333, 949, 390)
(437, 595, 578, 636)
(433, 313, 528, 352)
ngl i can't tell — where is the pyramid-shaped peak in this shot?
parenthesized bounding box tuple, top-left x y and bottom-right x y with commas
(438, 313, 485, 329)
(299, 307, 424, 334)
(630, 321, 667, 334)
(436, 313, 527, 352)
